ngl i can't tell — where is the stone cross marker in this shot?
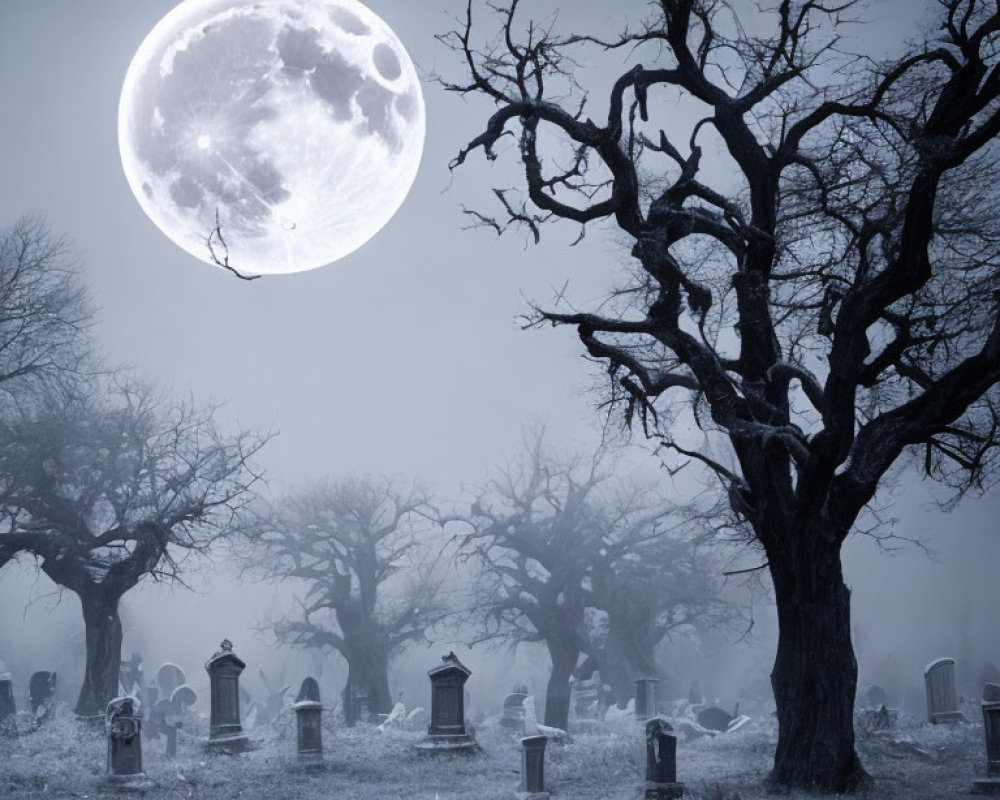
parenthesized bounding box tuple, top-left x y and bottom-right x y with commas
(414, 652, 477, 753)
(293, 677, 323, 766)
(519, 735, 550, 799)
(106, 696, 145, 784)
(924, 657, 966, 724)
(645, 718, 684, 799)
(205, 639, 250, 752)
(635, 677, 660, 721)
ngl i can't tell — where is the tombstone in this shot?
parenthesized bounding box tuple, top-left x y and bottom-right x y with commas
(155, 663, 186, 698)
(635, 678, 660, 721)
(645, 717, 684, 798)
(28, 671, 56, 720)
(572, 672, 601, 719)
(293, 677, 323, 766)
(0, 673, 16, 735)
(414, 652, 477, 753)
(106, 696, 145, 784)
(864, 684, 887, 709)
(974, 684, 1000, 794)
(697, 705, 733, 732)
(518, 735, 549, 799)
(343, 684, 369, 727)
(925, 657, 966, 724)
(120, 652, 144, 696)
(205, 639, 249, 752)
(502, 685, 529, 731)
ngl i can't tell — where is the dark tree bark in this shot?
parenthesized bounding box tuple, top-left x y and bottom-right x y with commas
(441, 0, 1000, 791)
(0, 384, 265, 718)
(544, 635, 579, 730)
(76, 589, 124, 718)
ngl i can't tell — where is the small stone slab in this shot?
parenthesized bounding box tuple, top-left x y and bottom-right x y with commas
(985, 684, 1000, 703)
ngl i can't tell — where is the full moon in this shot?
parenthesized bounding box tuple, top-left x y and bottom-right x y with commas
(119, 0, 425, 275)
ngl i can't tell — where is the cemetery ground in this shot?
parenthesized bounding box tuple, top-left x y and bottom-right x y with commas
(0, 706, 984, 800)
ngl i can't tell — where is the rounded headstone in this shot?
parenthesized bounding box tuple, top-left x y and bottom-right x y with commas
(171, 685, 197, 710)
(156, 663, 186, 697)
(984, 683, 1000, 703)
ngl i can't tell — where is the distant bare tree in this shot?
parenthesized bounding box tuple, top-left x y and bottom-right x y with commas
(0, 379, 266, 716)
(584, 523, 738, 707)
(245, 477, 446, 725)
(451, 431, 717, 728)
(442, 0, 1000, 790)
(0, 214, 92, 399)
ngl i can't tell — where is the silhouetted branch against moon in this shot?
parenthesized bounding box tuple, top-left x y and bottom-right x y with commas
(207, 209, 261, 282)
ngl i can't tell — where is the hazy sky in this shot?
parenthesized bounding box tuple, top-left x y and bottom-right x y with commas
(0, 0, 997, 710)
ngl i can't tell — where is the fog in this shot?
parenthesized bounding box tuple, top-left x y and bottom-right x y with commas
(0, 0, 998, 739)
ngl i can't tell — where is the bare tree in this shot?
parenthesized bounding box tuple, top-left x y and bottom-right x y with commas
(441, 0, 1000, 790)
(584, 523, 738, 707)
(0, 214, 92, 400)
(452, 432, 715, 728)
(0, 378, 266, 716)
(244, 477, 446, 724)
(454, 436, 606, 730)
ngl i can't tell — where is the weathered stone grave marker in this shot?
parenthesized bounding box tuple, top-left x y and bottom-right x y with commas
(518, 734, 549, 799)
(572, 672, 601, 719)
(106, 696, 145, 785)
(28, 670, 55, 721)
(205, 639, 249, 752)
(293, 677, 323, 766)
(0, 671, 16, 734)
(645, 717, 684, 799)
(973, 683, 1000, 794)
(925, 657, 966, 723)
(156, 663, 186, 697)
(415, 651, 476, 753)
(635, 677, 660, 721)
(697, 705, 733, 732)
(864, 684, 887, 709)
(502, 684, 529, 731)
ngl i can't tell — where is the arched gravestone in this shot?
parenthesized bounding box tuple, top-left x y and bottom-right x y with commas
(501, 686, 529, 731)
(29, 671, 56, 720)
(293, 677, 323, 766)
(864, 684, 887, 709)
(205, 639, 249, 752)
(414, 652, 477, 753)
(645, 718, 684, 799)
(106, 696, 145, 784)
(924, 657, 966, 724)
(155, 663, 186, 699)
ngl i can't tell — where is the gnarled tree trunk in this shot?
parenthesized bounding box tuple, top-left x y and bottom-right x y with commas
(341, 637, 391, 726)
(768, 530, 867, 792)
(75, 589, 123, 717)
(544, 636, 579, 730)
